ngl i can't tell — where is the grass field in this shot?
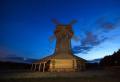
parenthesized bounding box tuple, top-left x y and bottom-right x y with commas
(0, 69, 120, 82)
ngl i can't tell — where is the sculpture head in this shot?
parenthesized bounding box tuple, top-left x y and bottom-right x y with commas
(54, 25, 73, 39)
(52, 19, 76, 39)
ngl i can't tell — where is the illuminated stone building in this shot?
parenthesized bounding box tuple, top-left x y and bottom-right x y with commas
(31, 21, 86, 72)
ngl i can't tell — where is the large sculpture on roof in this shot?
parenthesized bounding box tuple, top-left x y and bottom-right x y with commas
(31, 20, 86, 72)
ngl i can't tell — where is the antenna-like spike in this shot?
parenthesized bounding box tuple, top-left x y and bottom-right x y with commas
(49, 35, 56, 42)
(69, 20, 77, 25)
(52, 19, 60, 25)
(72, 36, 80, 42)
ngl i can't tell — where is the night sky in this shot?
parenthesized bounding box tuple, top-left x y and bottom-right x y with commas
(0, 0, 120, 60)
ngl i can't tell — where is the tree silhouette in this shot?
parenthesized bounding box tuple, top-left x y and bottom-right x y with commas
(100, 49, 120, 66)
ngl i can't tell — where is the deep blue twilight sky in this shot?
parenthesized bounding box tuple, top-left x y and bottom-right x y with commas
(0, 0, 120, 60)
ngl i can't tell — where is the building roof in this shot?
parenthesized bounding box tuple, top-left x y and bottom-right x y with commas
(32, 53, 86, 64)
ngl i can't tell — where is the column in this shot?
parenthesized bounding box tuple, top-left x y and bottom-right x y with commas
(34, 64, 36, 71)
(39, 63, 41, 71)
(31, 64, 33, 71)
(73, 60, 74, 69)
(43, 62, 46, 72)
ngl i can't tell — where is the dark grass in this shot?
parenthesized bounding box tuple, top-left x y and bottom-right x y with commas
(0, 77, 120, 82)
(0, 69, 120, 82)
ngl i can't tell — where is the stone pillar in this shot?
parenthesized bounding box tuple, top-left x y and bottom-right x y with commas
(31, 64, 33, 71)
(39, 63, 41, 71)
(34, 64, 36, 71)
(43, 62, 46, 72)
(73, 60, 74, 69)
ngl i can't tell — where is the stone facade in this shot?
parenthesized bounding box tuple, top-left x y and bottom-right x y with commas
(31, 23, 86, 72)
